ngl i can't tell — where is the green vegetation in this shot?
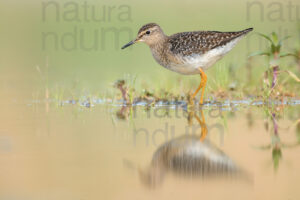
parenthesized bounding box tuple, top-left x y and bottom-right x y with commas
(249, 32, 300, 100)
(32, 29, 300, 106)
(1, 0, 300, 106)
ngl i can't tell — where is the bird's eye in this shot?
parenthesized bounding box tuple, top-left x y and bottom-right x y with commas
(146, 30, 151, 35)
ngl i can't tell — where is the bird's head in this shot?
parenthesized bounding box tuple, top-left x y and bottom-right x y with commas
(121, 23, 165, 49)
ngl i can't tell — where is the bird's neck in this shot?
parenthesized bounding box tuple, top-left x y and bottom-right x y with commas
(149, 36, 169, 65)
(149, 35, 168, 50)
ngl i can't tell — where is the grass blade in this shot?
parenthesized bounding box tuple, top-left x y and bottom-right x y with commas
(280, 70, 300, 82)
(248, 51, 270, 58)
(257, 33, 274, 45)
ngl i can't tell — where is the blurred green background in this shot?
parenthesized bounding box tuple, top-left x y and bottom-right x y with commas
(0, 0, 299, 100)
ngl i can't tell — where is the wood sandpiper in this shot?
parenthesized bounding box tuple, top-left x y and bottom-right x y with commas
(121, 23, 253, 104)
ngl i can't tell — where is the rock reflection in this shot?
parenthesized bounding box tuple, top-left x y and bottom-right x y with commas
(138, 109, 245, 188)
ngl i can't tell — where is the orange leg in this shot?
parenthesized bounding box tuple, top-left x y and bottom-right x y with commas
(191, 68, 207, 105)
(194, 110, 207, 141)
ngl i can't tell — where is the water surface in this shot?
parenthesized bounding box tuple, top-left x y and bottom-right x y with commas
(0, 99, 300, 200)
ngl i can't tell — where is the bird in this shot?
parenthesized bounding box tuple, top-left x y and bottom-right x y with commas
(121, 23, 253, 105)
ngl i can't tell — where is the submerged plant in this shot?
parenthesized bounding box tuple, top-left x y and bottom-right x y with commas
(114, 79, 129, 104)
(256, 109, 300, 171)
(113, 74, 137, 105)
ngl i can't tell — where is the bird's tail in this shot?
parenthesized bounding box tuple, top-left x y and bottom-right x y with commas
(241, 28, 254, 34)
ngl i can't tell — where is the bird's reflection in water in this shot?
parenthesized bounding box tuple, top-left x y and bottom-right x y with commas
(139, 109, 245, 188)
(117, 106, 249, 188)
(119, 106, 250, 188)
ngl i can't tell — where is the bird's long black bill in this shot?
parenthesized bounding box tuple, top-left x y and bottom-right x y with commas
(121, 41, 134, 49)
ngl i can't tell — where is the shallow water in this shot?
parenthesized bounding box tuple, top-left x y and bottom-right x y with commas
(1, 98, 300, 200)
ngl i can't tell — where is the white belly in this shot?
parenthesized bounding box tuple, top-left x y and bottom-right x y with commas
(166, 37, 242, 75)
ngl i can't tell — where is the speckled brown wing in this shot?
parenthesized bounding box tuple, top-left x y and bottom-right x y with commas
(168, 28, 253, 56)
